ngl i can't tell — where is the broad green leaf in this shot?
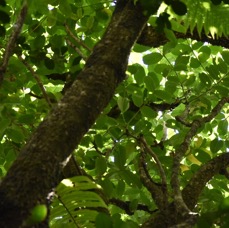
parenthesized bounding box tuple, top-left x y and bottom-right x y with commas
(114, 145, 126, 169)
(119, 170, 142, 188)
(171, 103, 186, 116)
(198, 46, 211, 63)
(190, 57, 201, 68)
(117, 96, 129, 113)
(134, 65, 146, 85)
(96, 213, 112, 228)
(154, 89, 173, 103)
(199, 73, 212, 86)
(116, 180, 125, 196)
(6, 127, 25, 143)
(140, 106, 157, 119)
(144, 73, 159, 91)
(94, 134, 103, 148)
(95, 156, 107, 175)
(217, 119, 228, 136)
(221, 51, 229, 64)
(132, 92, 143, 107)
(210, 138, 224, 153)
(143, 53, 163, 65)
(214, 85, 229, 96)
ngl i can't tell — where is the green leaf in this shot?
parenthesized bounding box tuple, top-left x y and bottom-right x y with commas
(171, 103, 186, 116)
(154, 90, 173, 103)
(198, 46, 211, 63)
(6, 127, 25, 143)
(171, 1, 187, 16)
(143, 53, 163, 65)
(132, 91, 143, 107)
(95, 156, 107, 175)
(94, 134, 103, 148)
(0, 10, 10, 24)
(44, 57, 55, 70)
(217, 119, 228, 136)
(0, 25, 6, 37)
(199, 73, 212, 86)
(114, 145, 126, 169)
(190, 57, 201, 68)
(221, 51, 229, 64)
(119, 170, 142, 188)
(140, 106, 157, 119)
(96, 213, 112, 228)
(144, 74, 159, 91)
(210, 138, 224, 153)
(32, 35, 45, 50)
(117, 96, 129, 113)
(134, 65, 145, 85)
(116, 180, 125, 196)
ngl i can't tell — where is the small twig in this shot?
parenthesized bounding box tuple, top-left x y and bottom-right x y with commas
(0, 1, 28, 84)
(109, 198, 155, 215)
(175, 116, 192, 127)
(138, 148, 165, 210)
(66, 38, 88, 61)
(171, 97, 229, 216)
(65, 24, 92, 52)
(18, 55, 52, 108)
(139, 136, 167, 195)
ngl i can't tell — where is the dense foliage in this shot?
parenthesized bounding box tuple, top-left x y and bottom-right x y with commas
(0, 0, 228, 227)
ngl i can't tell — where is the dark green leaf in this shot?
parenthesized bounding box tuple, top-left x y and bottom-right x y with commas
(0, 10, 10, 23)
(95, 156, 107, 175)
(44, 58, 55, 70)
(218, 119, 228, 136)
(143, 53, 163, 65)
(117, 97, 129, 113)
(96, 213, 112, 228)
(171, 1, 187, 15)
(0, 25, 6, 37)
(140, 106, 157, 119)
(210, 138, 224, 153)
(154, 89, 173, 103)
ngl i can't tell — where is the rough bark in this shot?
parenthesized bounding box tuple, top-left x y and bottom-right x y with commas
(0, 1, 149, 227)
(137, 25, 229, 49)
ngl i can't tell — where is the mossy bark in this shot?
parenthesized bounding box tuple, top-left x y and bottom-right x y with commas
(0, 1, 149, 227)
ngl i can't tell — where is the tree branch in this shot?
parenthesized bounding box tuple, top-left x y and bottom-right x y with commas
(65, 24, 92, 52)
(0, 1, 27, 84)
(137, 25, 229, 48)
(171, 97, 229, 216)
(139, 136, 168, 206)
(0, 1, 150, 227)
(109, 198, 154, 215)
(138, 147, 165, 211)
(182, 152, 229, 210)
(18, 55, 53, 108)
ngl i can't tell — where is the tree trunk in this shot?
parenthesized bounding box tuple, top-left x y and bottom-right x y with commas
(0, 1, 149, 227)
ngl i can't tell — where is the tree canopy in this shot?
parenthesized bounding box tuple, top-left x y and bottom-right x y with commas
(0, 0, 228, 227)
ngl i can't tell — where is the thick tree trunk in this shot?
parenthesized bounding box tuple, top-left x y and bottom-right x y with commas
(0, 1, 149, 227)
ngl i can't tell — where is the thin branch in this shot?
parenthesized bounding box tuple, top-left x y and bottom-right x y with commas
(109, 198, 155, 215)
(65, 24, 92, 52)
(18, 55, 52, 108)
(139, 136, 168, 197)
(138, 148, 165, 210)
(182, 152, 229, 210)
(108, 100, 182, 118)
(137, 25, 229, 49)
(66, 38, 88, 61)
(171, 97, 229, 216)
(0, 1, 28, 84)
